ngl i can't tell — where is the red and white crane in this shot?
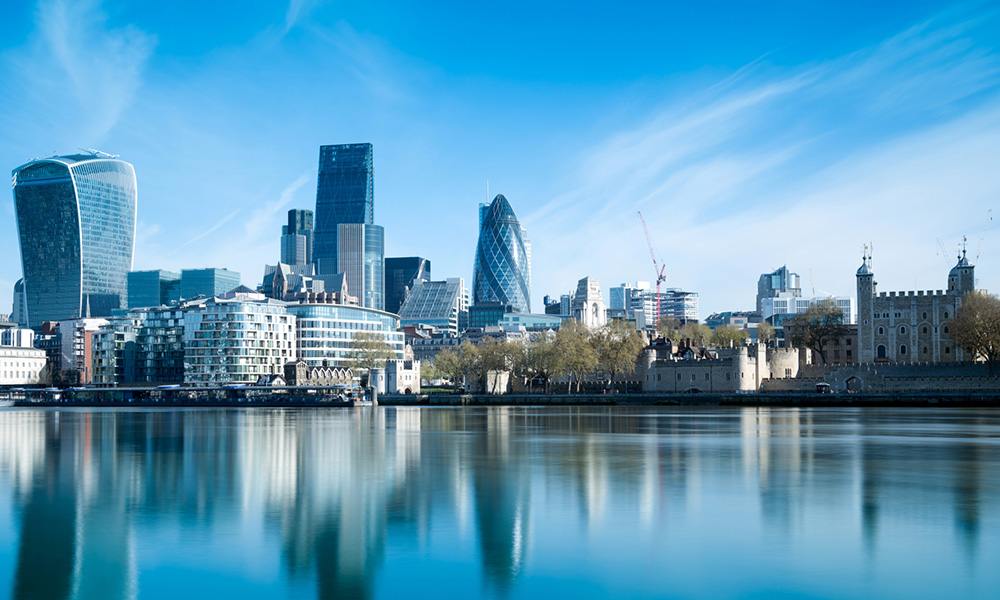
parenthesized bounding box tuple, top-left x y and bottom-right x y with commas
(637, 211, 666, 326)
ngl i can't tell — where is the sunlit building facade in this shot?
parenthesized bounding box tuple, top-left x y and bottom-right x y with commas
(472, 194, 531, 313)
(286, 303, 403, 369)
(12, 153, 137, 327)
(398, 277, 469, 335)
(338, 223, 384, 311)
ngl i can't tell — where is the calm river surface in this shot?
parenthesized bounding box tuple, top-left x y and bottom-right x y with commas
(0, 406, 997, 599)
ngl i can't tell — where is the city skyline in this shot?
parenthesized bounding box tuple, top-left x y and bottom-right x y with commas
(2, 1, 999, 319)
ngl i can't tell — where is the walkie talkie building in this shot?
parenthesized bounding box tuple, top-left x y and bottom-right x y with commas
(472, 194, 531, 313)
(12, 153, 137, 327)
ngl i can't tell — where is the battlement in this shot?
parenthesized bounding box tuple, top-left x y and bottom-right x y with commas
(879, 289, 947, 298)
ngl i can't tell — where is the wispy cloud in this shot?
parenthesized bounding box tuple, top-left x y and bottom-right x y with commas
(284, 0, 324, 34)
(527, 9, 1000, 314)
(169, 209, 242, 255)
(243, 172, 312, 244)
(28, 0, 156, 142)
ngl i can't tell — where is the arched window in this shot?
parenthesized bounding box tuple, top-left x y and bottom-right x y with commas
(944, 326, 949, 334)
(878, 326, 884, 335)
(945, 347, 951, 354)
(922, 312, 927, 319)
(900, 326, 906, 335)
(922, 326, 928, 334)
(876, 345, 887, 359)
(944, 311, 949, 319)
(922, 347, 928, 355)
(899, 344, 907, 356)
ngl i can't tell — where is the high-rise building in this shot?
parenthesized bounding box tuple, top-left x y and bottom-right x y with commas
(281, 209, 314, 265)
(338, 224, 384, 310)
(12, 153, 137, 327)
(313, 143, 374, 275)
(397, 277, 468, 335)
(385, 257, 431, 315)
(757, 266, 802, 313)
(180, 268, 241, 299)
(11, 280, 26, 327)
(472, 194, 531, 313)
(127, 270, 181, 308)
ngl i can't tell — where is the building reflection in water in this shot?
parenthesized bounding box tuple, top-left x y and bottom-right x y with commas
(0, 406, 995, 599)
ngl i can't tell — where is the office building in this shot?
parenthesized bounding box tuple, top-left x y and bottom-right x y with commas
(281, 208, 314, 265)
(286, 303, 404, 370)
(92, 305, 189, 386)
(313, 143, 374, 275)
(757, 265, 801, 312)
(385, 257, 431, 315)
(12, 152, 137, 327)
(659, 288, 700, 323)
(127, 270, 181, 308)
(0, 325, 46, 385)
(762, 294, 855, 325)
(338, 223, 384, 310)
(468, 302, 517, 329)
(11, 280, 25, 327)
(180, 268, 241, 300)
(472, 194, 532, 313)
(397, 278, 469, 336)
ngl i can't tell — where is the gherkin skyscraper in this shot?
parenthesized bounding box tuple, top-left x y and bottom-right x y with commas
(473, 194, 531, 313)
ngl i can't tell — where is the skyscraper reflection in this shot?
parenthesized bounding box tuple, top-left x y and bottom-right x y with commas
(0, 407, 995, 599)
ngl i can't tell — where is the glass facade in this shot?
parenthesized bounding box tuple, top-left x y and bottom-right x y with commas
(397, 277, 467, 335)
(472, 194, 531, 313)
(384, 256, 431, 315)
(13, 155, 137, 327)
(287, 304, 403, 369)
(180, 268, 241, 300)
(338, 224, 384, 311)
(127, 270, 180, 308)
(313, 144, 374, 273)
(281, 209, 313, 265)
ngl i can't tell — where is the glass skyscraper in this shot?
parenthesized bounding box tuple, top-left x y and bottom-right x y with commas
(338, 224, 384, 311)
(180, 268, 241, 300)
(384, 256, 431, 314)
(281, 209, 314, 265)
(127, 270, 181, 308)
(313, 143, 374, 275)
(12, 153, 137, 328)
(472, 194, 532, 313)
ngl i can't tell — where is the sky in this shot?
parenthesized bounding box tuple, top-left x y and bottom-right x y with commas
(1, 0, 999, 318)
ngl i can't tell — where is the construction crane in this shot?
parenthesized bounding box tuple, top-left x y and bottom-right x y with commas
(976, 209, 992, 262)
(637, 211, 667, 326)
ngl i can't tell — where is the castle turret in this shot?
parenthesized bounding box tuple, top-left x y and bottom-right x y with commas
(948, 248, 975, 296)
(856, 249, 875, 363)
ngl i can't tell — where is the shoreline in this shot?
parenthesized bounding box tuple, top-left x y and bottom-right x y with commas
(5, 391, 1000, 408)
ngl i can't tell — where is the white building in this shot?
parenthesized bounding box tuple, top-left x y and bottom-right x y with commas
(571, 276, 606, 328)
(184, 297, 296, 386)
(398, 277, 469, 335)
(286, 303, 404, 370)
(762, 294, 856, 325)
(0, 326, 46, 385)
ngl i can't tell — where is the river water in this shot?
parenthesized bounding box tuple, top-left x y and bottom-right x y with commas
(0, 406, 997, 599)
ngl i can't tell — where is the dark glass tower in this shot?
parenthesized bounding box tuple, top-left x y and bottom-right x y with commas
(281, 208, 314, 265)
(384, 257, 431, 314)
(313, 144, 374, 275)
(12, 153, 137, 327)
(472, 194, 531, 313)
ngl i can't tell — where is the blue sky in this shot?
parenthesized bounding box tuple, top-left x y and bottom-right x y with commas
(1, 0, 999, 317)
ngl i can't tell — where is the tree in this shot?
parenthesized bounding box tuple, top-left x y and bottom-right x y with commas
(787, 299, 849, 364)
(657, 317, 682, 342)
(345, 332, 396, 373)
(477, 337, 522, 394)
(522, 334, 558, 393)
(678, 322, 711, 346)
(756, 321, 775, 346)
(421, 359, 441, 383)
(951, 290, 1000, 375)
(710, 325, 748, 348)
(594, 320, 645, 390)
(554, 319, 597, 393)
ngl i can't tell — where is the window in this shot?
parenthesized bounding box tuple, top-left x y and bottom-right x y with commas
(944, 311, 949, 319)
(922, 327, 928, 334)
(785, 368, 792, 377)
(900, 326, 906, 335)
(846, 338, 852, 346)
(705, 373, 709, 380)
(945, 347, 951, 354)
(922, 312, 927, 319)
(877, 345, 887, 359)
(944, 326, 949, 334)
(900, 345, 907, 356)
(878, 327, 884, 335)
(923, 347, 928, 355)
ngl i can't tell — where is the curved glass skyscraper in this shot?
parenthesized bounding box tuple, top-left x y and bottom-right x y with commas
(12, 154, 137, 327)
(473, 194, 531, 313)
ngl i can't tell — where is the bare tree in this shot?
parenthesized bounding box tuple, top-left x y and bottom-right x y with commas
(787, 299, 849, 364)
(594, 319, 645, 390)
(951, 290, 1000, 375)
